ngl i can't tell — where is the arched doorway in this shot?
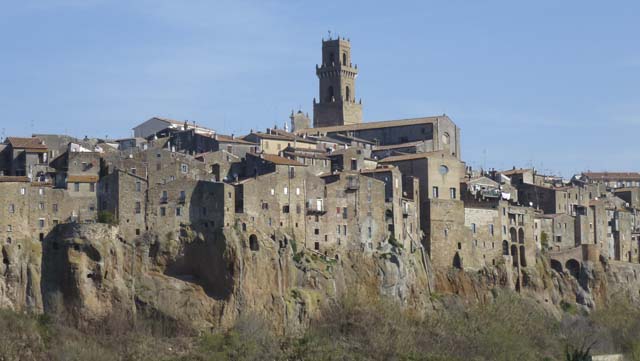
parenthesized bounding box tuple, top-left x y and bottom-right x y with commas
(566, 259, 580, 279)
(518, 228, 525, 244)
(550, 259, 563, 273)
(511, 245, 519, 267)
(249, 234, 259, 251)
(453, 252, 462, 269)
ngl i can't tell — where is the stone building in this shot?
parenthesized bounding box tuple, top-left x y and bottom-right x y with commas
(379, 151, 466, 268)
(581, 172, 640, 189)
(243, 130, 317, 156)
(0, 137, 49, 179)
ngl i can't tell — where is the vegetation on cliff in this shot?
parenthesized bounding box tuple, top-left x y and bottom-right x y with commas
(1, 291, 639, 361)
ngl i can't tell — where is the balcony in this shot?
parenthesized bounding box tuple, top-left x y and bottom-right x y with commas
(306, 199, 326, 214)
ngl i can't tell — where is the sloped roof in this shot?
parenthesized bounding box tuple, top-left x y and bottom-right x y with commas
(6, 137, 47, 150)
(378, 151, 448, 163)
(296, 116, 447, 134)
(248, 153, 305, 166)
(582, 172, 640, 181)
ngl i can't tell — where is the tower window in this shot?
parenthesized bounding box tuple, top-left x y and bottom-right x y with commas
(326, 86, 334, 102)
(329, 52, 335, 65)
(346, 86, 350, 101)
(342, 52, 347, 66)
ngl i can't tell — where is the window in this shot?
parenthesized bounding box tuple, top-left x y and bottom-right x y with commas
(179, 190, 186, 200)
(160, 207, 166, 216)
(343, 225, 347, 235)
(130, 168, 136, 175)
(289, 167, 295, 179)
(89, 183, 95, 192)
(345, 86, 350, 101)
(296, 188, 300, 195)
(176, 207, 182, 216)
(20, 188, 26, 195)
(74, 183, 80, 192)
(202, 207, 207, 216)
(135, 202, 141, 214)
(343, 207, 348, 219)
(181, 164, 188, 173)
(314, 228, 319, 235)
(432, 186, 439, 198)
(39, 188, 44, 196)
(368, 227, 372, 238)
(7, 225, 12, 232)
(342, 52, 347, 66)
(39, 202, 44, 210)
(8, 204, 14, 213)
(449, 187, 456, 199)
(270, 188, 275, 196)
(337, 225, 341, 235)
(489, 224, 494, 236)
(351, 159, 357, 170)
(284, 187, 288, 195)
(282, 205, 290, 213)
(38, 219, 45, 228)
(136, 229, 140, 236)
(471, 223, 477, 233)
(136, 182, 141, 192)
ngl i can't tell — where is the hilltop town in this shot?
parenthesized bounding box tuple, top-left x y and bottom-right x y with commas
(1, 37, 639, 334)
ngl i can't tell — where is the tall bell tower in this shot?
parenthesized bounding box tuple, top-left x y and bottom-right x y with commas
(313, 36, 362, 128)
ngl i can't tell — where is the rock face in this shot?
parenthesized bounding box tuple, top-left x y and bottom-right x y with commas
(2, 222, 640, 332)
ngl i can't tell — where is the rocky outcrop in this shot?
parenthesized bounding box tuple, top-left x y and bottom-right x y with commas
(2, 222, 639, 332)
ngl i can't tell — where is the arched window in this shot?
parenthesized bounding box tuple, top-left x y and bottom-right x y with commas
(519, 245, 527, 267)
(329, 52, 335, 65)
(510, 228, 517, 243)
(550, 259, 563, 273)
(342, 52, 347, 66)
(502, 240, 509, 255)
(249, 234, 259, 251)
(326, 86, 334, 102)
(518, 228, 525, 244)
(511, 245, 519, 267)
(345, 86, 350, 101)
(441, 132, 450, 145)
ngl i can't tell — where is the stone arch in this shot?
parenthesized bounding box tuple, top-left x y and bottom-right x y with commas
(510, 227, 517, 243)
(502, 240, 509, 255)
(453, 252, 462, 269)
(511, 245, 519, 267)
(519, 245, 527, 267)
(566, 259, 580, 279)
(249, 234, 259, 251)
(518, 228, 525, 244)
(550, 259, 563, 273)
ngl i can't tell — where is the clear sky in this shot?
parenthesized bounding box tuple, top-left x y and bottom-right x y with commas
(1, 0, 638, 177)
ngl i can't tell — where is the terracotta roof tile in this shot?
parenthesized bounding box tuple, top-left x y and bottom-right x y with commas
(67, 175, 99, 183)
(0, 176, 30, 182)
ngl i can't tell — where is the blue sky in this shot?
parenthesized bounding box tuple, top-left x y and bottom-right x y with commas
(0, 1, 638, 176)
